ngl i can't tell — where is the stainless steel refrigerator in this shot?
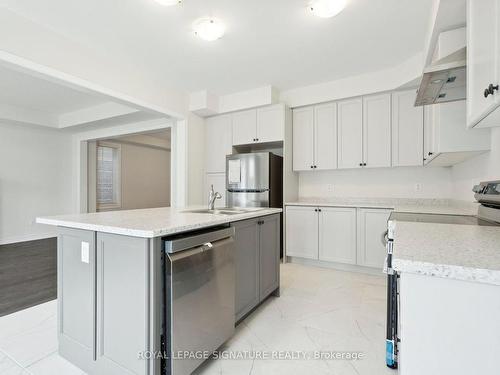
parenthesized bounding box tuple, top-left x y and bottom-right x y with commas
(226, 152, 283, 208)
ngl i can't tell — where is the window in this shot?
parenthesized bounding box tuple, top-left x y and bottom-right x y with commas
(96, 142, 121, 210)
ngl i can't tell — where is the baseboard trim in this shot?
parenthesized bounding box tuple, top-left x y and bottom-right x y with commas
(286, 256, 385, 276)
(0, 232, 57, 246)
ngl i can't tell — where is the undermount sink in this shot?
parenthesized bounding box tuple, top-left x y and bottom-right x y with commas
(182, 207, 262, 215)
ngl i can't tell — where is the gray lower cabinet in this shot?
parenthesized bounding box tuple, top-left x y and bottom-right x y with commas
(58, 228, 95, 369)
(57, 228, 155, 375)
(95, 233, 150, 375)
(232, 214, 280, 321)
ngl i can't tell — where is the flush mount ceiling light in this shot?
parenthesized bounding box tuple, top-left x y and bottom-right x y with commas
(153, 0, 182, 6)
(193, 18, 225, 41)
(309, 0, 347, 18)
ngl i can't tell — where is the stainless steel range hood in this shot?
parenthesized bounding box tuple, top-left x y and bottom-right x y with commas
(415, 47, 466, 106)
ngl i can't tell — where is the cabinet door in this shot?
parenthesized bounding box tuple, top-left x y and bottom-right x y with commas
(205, 115, 232, 173)
(318, 207, 356, 264)
(357, 208, 392, 269)
(205, 173, 226, 208)
(337, 98, 363, 169)
(423, 106, 438, 164)
(292, 107, 314, 171)
(58, 228, 95, 363)
(466, 0, 499, 127)
(232, 109, 257, 145)
(232, 218, 260, 321)
(257, 105, 284, 143)
(314, 103, 337, 170)
(96, 233, 149, 375)
(259, 214, 280, 300)
(285, 206, 318, 259)
(363, 94, 392, 168)
(392, 90, 424, 167)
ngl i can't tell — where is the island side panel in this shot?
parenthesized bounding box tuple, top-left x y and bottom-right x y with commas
(57, 227, 96, 373)
(95, 232, 150, 375)
(399, 272, 500, 375)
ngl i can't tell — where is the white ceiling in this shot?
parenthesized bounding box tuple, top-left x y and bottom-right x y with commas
(0, 65, 104, 113)
(3, 0, 433, 96)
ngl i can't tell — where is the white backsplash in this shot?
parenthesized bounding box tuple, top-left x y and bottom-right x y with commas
(298, 165, 454, 200)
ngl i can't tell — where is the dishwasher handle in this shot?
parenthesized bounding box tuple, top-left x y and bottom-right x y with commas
(163, 226, 235, 254)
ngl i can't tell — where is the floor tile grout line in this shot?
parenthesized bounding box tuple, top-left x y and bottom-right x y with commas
(24, 349, 58, 370)
(0, 347, 35, 374)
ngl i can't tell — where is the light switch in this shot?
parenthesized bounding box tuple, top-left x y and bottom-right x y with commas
(81, 242, 90, 264)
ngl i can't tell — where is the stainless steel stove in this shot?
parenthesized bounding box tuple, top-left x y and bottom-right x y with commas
(385, 180, 500, 369)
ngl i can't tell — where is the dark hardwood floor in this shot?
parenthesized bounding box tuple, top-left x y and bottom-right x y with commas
(0, 237, 57, 317)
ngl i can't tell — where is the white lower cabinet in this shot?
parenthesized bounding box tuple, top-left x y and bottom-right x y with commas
(285, 206, 318, 259)
(318, 207, 356, 264)
(286, 205, 392, 269)
(356, 208, 392, 268)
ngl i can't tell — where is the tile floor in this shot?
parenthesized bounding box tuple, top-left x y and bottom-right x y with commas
(0, 263, 394, 375)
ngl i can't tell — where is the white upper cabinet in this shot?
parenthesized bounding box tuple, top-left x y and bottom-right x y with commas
(205, 114, 233, 173)
(467, 0, 500, 128)
(257, 104, 284, 143)
(292, 103, 337, 171)
(363, 93, 392, 168)
(318, 207, 356, 265)
(314, 103, 337, 170)
(338, 98, 363, 169)
(232, 104, 285, 146)
(232, 109, 257, 145)
(423, 100, 490, 166)
(392, 90, 424, 167)
(292, 107, 314, 171)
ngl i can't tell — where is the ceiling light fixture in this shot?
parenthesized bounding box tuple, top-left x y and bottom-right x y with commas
(309, 0, 347, 18)
(193, 18, 225, 41)
(153, 0, 182, 6)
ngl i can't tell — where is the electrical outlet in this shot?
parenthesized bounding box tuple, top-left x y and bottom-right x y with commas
(81, 242, 90, 264)
(327, 184, 335, 193)
(414, 183, 422, 193)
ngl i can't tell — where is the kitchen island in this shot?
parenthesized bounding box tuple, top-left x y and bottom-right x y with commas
(390, 218, 500, 375)
(36, 206, 282, 375)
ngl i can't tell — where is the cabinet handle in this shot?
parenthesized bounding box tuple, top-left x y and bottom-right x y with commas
(313, 165, 317, 168)
(359, 163, 363, 167)
(314, 208, 318, 212)
(363, 163, 367, 166)
(318, 208, 322, 212)
(428, 152, 433, 156)
(484, 84, 499, 98)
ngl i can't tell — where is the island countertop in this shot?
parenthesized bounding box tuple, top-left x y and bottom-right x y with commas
(391, 220, 500, 286)
(36, 206, 282, 238)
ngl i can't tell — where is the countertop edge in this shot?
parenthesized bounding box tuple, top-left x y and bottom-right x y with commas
(392, 258, 500, 286)
(36, 209, 282, 238)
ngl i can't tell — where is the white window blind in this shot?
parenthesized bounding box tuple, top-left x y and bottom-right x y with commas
(96, 144, 121, 209)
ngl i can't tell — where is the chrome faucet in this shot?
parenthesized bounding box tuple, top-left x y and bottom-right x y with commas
(208, 184, 222, 210)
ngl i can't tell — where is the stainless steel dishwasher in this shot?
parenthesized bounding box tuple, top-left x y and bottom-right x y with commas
(162, 226, 235, 375)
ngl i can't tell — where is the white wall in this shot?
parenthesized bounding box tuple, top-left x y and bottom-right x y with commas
(451, 128, 500, 201)
(299, 166, 453, 199)
(186, 113, 205, 205)
(0, 121, 74, 244)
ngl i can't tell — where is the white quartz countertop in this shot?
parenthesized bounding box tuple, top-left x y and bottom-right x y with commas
(286, 198, 478, 216)
(36, 206, 282, 238)
(391, 221, 500, 285)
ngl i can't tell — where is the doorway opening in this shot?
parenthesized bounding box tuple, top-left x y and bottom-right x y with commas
(87, 128, 172, 212)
